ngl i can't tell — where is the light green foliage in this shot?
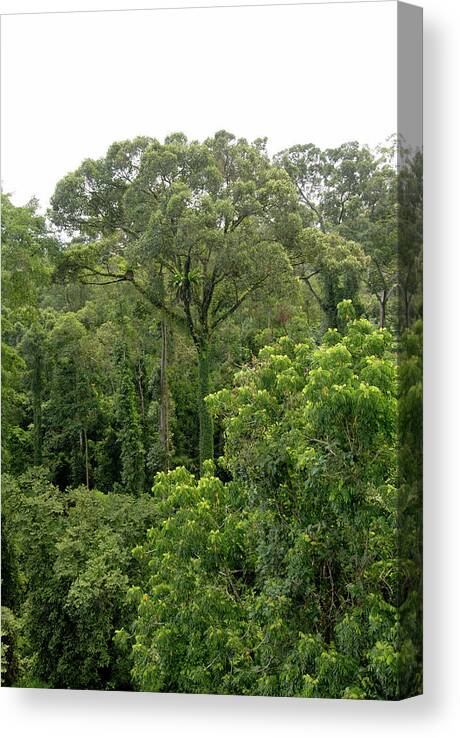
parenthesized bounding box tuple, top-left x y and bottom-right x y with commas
(127, 317, 419, 699)
(297, 228, 369, 327)
(1, 194, 56, 472)
(127, 466, 254, 693)
(1, 194, 54, 314)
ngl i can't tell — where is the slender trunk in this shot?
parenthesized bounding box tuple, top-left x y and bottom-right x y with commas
(159, 314, 171, 470)
(32, 352, 43, 466)
(197, 340, 214, 470)
(324, 276, 338, 329)
(379, 290, 387, 329)
(399, 284, 411, 331)
(83, 428, 89, 489)
(33, 398, 43, 466)
(137, 364, 145, 422)
(405, 291, 411, 329)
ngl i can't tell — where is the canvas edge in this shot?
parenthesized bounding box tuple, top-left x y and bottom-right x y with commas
(396, 0, 423, 701)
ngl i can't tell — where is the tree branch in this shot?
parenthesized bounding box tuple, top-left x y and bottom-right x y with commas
(181, 249, 200, 346)
(211, 273, 271, 330)
(301, 273, 327, 313)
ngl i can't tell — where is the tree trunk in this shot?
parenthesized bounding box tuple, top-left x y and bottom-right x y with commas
(159, 314, 171, 470)
(379, 290, 387, 329)
(405, 291, 411, 330)
(83, 428, 90, 489)
(197, 340, 214, 470)
(400, 285, 411, 331)
(32, 351, 43, 466)
(324, 277, 338, 329)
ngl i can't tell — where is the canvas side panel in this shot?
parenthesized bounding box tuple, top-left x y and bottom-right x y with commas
(397, 0, 423, 700)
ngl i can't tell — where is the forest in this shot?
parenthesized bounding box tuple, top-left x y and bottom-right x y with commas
(1, 131, 422, 699)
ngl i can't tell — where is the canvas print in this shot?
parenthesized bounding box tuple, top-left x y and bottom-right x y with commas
(1, 1, 422, 699)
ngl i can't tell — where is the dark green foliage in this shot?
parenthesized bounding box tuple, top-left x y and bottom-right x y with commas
(1, 472, 157, 689)
(116, 358, 146, 495)
(24, 327, 45, 466)
(1, 607, 22, 686)
(396, 321, 423, 697)
(44, 314, 99, 487)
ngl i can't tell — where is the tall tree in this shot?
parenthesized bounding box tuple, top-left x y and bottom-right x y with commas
(116, 353, 146, 495)
(20, 325, 46, 466)
(50, 132, 297, 467)
(1, 195, 56, 472)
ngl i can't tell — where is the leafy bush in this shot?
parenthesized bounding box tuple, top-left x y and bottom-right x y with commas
(125, 317, 420, 698)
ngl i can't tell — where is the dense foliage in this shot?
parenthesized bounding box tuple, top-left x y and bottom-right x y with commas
(1, 133, 422, 699)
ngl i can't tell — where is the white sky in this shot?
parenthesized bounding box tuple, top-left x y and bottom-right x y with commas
(1, 1, 397, 209)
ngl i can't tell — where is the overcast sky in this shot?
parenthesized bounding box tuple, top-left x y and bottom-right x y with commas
(1, 1, 397, 209)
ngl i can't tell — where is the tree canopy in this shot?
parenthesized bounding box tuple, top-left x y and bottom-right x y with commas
(1, 132, 422, 699)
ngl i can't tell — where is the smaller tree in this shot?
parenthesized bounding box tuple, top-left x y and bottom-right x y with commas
(20, 324, 46, 466)
(277, 140, 400, 327)
(45, 314, 99, 488)
(115, 355, 145, 495)
(294, 228, 368, 328)
(1, 195, 56, 473)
